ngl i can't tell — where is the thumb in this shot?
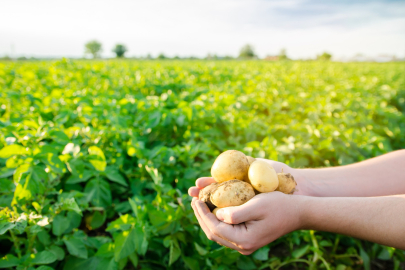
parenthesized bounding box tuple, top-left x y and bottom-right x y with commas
(215, 200, 261, 225)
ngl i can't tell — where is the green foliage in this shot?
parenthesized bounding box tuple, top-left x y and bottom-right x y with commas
(112, 44, 128, 58)
(85, 40, 102, 59)
(239, 44, 256, 59)
(0, 59, 404, 269)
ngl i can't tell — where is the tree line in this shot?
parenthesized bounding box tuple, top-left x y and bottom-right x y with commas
(85, 40, 332, 61)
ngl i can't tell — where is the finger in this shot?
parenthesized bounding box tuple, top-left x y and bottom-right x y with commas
(217, 194, 269, 224)
(215, 196, 263, 225)
(191, 199, 242, 251)
(195, 200, 247, 245)
(188, 187, 201, 197)
(196, 177, 216, 188)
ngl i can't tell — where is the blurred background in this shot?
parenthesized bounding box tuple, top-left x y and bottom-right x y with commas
(1, 1, 405, 270)
(1, 0, 405, 61)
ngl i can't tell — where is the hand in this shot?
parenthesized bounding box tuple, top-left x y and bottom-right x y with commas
(190, 192, 303, 255)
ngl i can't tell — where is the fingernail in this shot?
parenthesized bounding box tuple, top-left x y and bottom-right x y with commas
(216, 209, 224, 221)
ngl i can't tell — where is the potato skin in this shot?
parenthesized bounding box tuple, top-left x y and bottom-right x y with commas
(199, 183, 219, 211)
(248, 160, 279, 193)
(276, 172, 297, 194)
(210, 180, 255, 208)
(244, 156, 256, 183)
(246, 156, 256, 165)
(211, 150, 249, 183)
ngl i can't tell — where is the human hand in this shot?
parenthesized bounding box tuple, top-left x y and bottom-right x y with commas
(190, 192, 303, 255)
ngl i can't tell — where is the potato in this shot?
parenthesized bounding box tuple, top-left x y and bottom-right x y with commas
(244, 156, 256, 183)
(248, 160, 279, 193)
(276, 170, 297, 194)
(211, 150, 249, 183)
(246, 156, 256, 165)
(211, 180, 255, 208)
(199, 183, 219, 211)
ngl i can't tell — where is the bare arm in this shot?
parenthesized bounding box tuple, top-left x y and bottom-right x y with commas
(301, 194, 405, 249)
(295, 149, 405, 197)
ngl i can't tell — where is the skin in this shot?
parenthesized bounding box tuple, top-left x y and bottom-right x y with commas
(188, 149, 405, 254)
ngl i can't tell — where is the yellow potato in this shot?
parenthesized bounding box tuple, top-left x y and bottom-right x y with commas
(276, 170, 297, 194)
(199, 182, 219, 211)
(246, 156, 256, 165)
(210, 180, 255, 208)
(211, 150, 249, 183)
(244, 156, 256, 183)
(248, 160, 279, 193)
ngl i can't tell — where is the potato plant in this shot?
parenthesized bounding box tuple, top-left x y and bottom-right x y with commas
(0, 59, 404, 269)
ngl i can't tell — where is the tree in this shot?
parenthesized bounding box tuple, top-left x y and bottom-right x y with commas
(85, 40, 102, 58)
(278, 48, 288, 60)
(317, 52, 332, 61)
(112, 44, 128, 58)
(239, 44, 255, 58)
(157, 53, 166, 59)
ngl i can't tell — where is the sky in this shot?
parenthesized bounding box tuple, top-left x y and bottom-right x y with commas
(1, 0, 405, 59)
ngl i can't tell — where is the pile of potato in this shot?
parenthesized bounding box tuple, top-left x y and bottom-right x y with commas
(199, 150, 297, 212)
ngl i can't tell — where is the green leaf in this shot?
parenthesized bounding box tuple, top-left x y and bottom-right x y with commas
(253, 246, 269, 261)
(31, 250, 57, 265)
(128, 252, 138, 267)
(114, 228, 137, 262)
(88, 146, 106, 172)
(37, 230, 51, 245)
(95, 243, 115, 258)
(360, 247, 371, 270)
(128, 198, 138, 218)
(62, 256, 102, 270)
(183, 257, 199, 270)
(52, 214, 70, 236)
(0, 145, 27, 158)
(66, 170, 93, 184)
(106, 214, 135, 233)
(59, 197, 82, 216)
(13, 163, 31, 183)
(0, 254, 21, 268)
(47, 245, 65, 261)
(194, 242, 207, 256)
(236, 256, 256, 270)
(0, 222, 16, 235)
(292, 245, 310, 259)
(169, 241, 181, 266)
(36, 266, 55, 270)
(39, 153, 65, 174)
(0, 167, 15, 178)
(134, 226, 148, 256)
(63, 238, 88, 259)
(88, 211, 107, 230)
(105, 258, 119, 270)
(377, 247, 392, 260)
(50, 130, 70, 144)
(12, 215, 27, 234)
(104, 167, 127, 187)
(84, 178, 112, 208)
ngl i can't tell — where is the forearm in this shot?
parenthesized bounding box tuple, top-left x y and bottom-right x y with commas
(298, 195, 405, 249)
(297, 149, 405, 197)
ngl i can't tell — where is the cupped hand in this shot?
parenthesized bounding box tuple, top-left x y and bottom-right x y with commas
(190, 191, 303, 255)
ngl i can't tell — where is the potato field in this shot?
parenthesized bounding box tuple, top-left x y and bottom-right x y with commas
(0, 59, 404, 270)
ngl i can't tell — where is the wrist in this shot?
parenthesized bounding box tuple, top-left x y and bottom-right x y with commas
(292, 168, 317, 196)
(294, 194, 316, 230)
